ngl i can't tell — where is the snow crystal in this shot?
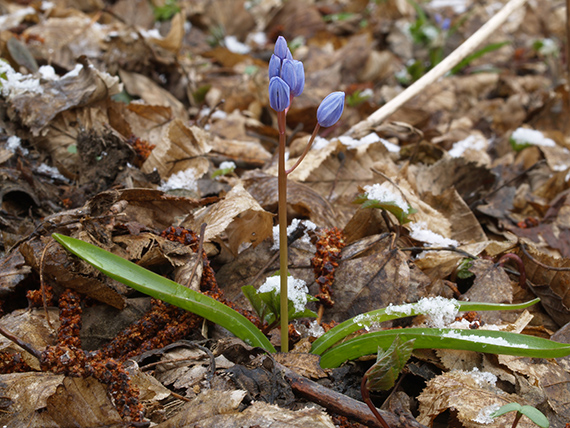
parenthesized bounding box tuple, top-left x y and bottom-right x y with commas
(385, 296, 460, 328)
(448, 135, 487, 158)
(258, 275, 309, 313)
(363, 182, 410, 212)
(272, 218, 317, 250)
(307, 320, 325, 338)
(219, 161, 236, 170)
(443, 330, 529, 348)
(159, 168, 198, 192)
(6, 136, 28, 155)
(224, 35, 250, 54)
(511, 127, 556, 148)
(409, 222, 458, 247)
(459, 367, 497, 386)
(473, 404, 501, 424)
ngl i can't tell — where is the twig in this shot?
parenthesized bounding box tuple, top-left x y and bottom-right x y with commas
(278, 362, 426, 428)
(399, 246, 478, 259)
(0, 325, 42, 361)
(346, 0, 529, 136)
(186, 223, 207, 289)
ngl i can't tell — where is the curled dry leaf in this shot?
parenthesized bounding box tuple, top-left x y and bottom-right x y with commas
(183, 183, 273, 256)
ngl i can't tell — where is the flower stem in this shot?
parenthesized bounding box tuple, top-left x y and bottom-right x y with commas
(286, 123, 320, 175)
(277, 110, 289, 352)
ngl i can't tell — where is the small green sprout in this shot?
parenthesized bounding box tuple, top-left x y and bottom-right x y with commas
(354, 182, 417, 224)
(153, 0, 180, 22)
(242, 272, 317, 333)
(490, 403, 549, 428)
(346, 89, 372, 108)
(211, 161, 236, 179)
(509, 127, 556, 152)
(456, 258, 474, 279)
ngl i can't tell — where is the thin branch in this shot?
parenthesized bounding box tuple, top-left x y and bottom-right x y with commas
(0, 325, 42, 361)
(345, 0, 529, 136)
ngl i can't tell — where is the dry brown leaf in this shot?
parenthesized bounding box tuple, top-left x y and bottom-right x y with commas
(183, 182, 272, 256)
(0, 308, 59, 370)
(146, 11, 185, 53)
(417, 369, 537, 428)
(273, 352, 328, 380)
(0, 372, 65, 428)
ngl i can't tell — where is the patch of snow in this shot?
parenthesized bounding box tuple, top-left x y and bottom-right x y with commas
(224, 35, 250, 54)
(511, 127, 556, 148)
(0, 7, 35, 30)
(140, 28, 163, 40)
(474, 404, 501, 424)
(566, 170, 570, 182)
(219, 161, 236, 170)
(312, 136, 330, 150)
(6, 136, 28, 155)
(41, 1, 55, 11)
(63, 64, 83, 78)
(272, 218, 317, 250)
(339, 132, 381, 149)
(159, 168, 198, 192)
(363, 182, 410, 212)
(38, 65, 58, 81)
(409, 222, 458, 247)
(247, 31, 267, 47)
(448, 135, 487, 158)
(36, 163, 68, 182)
(429, 0, 467, 13)
(307, 320, 325, 337)
(443, 330, 529, 348)
(0, 61, 43, 97)
(385, 296, 460, 328)
(463, 367, 498, 386)
(258, 275, 309, 313)
(380, 138, 401, 153)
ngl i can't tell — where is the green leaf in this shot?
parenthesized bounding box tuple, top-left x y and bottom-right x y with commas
(450, 41, 510, 75)
(52, 233, 275, 353)
(242, 285, 270, 322)
(318, 327, 570, 368)
(354, 193, 417, 224)
(519, 405, 550, 428)
(311, 298, 541, 356)
(490, 402, 522, 417)
(365, 336, 415, 391)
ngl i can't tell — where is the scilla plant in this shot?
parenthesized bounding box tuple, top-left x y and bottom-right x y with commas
(269, 35, 345, 351)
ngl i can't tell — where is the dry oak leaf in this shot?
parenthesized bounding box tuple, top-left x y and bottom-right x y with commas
(182, 182, 273, 256)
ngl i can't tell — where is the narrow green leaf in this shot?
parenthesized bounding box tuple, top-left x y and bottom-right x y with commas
(52, 233, 275, 353)
(519, 406, 549, 428)
(311, 298, 541, 356)
(490, 402, 522, 418)
(318, 327, 570, 368)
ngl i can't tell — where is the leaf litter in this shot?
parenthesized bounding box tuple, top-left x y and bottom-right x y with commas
(1, 0, 570, 426)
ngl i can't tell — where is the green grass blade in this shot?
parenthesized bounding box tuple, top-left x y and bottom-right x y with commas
(311, 299, 540, 356)
(52, 233, 275, 353)
(319, 327, 570, 368)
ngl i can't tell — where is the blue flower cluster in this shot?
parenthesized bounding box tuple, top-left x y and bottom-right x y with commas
(268, 36, 344, 128)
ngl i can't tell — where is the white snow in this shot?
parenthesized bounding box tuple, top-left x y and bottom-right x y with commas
(307, 320, 325, 337)
(272, 218, 317, 250)
(443, 330, 529, 348)
(363, 182, 410, 212)
(511, 127, 556, 148)
(339, 132, 381, 149)
(448, 135, 487, 158)
(0, 61, 43, 97)
(64, 64, 83, 78)
(385, 296, 460, 328)
(224, 35, 250, 54)
(409, 222, 458, 247)
(258, 275, 309, 313)
(429, 0, 467, 14)
(38, 65, 58, 81)
(312, 136, 330, 150)
(474, 404, 501, 424)
(381, 138, 401, 153)
(246, 31, 267, 48)
(218, 161, 236, 170)
(158, 167, 198, 192)
(36, 163, 68, 182)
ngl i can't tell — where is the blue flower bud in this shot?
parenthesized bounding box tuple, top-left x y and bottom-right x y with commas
(274, 35, 292, 60)
(269, 76, 290, 112)
(317, 92, 345, 127)
(269, 54, 281, 79)
(281, 59, 304, 97)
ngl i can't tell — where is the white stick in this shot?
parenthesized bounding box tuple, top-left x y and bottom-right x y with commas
(346, 0, 529, 136)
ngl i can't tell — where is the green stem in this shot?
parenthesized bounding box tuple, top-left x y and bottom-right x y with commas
(277, 110, 289, 352)
(286, 123, 320, 175)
